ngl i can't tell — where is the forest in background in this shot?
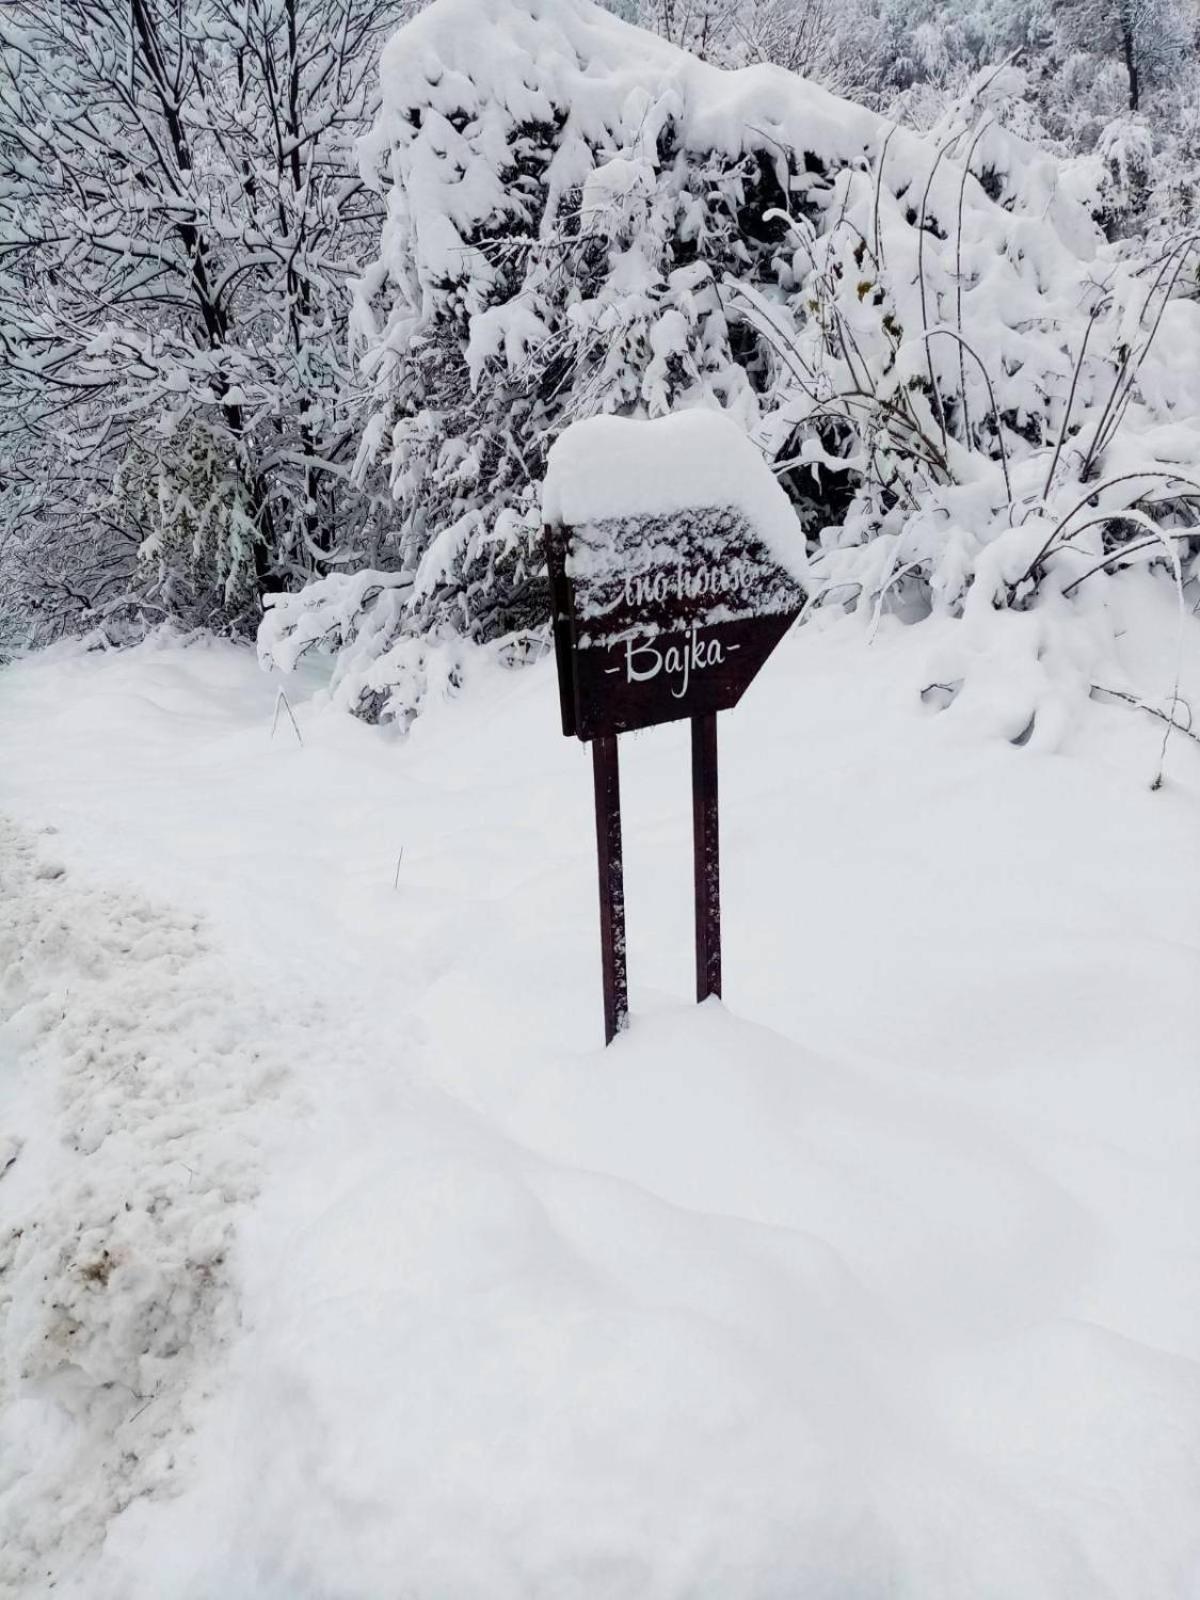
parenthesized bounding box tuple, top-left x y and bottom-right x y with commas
(1, 0, 1198, 726)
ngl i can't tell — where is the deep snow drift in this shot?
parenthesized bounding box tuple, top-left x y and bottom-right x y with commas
(1, 592, 1198, 1598)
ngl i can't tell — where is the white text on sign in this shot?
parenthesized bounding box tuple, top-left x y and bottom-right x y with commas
(622, 558, 751, 610)
(606, 622, 740, 700)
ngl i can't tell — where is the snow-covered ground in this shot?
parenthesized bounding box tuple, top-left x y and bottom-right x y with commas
(1, 589, 1198, 1598)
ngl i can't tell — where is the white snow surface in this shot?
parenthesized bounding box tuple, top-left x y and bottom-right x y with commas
(1, 593, 1199, 1598)
(543, 412, 807, 578)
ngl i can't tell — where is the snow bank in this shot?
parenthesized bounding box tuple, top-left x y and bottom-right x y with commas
(542, 411, 807, 581)
(2, 603, 1199, 1597)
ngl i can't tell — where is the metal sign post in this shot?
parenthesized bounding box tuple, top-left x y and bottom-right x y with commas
(691, 711, 720, 1004)
(591, 733, 628, 1043)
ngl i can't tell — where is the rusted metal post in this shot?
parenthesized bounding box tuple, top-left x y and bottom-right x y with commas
(592, 733, 628, 1044)
(691, 712, 721, 1003)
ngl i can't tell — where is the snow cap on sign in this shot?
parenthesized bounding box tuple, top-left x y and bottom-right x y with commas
(542, 410, 806, 581)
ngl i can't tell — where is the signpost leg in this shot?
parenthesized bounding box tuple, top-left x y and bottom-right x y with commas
(592, 734, 628, 1044)
(691, 713, 722, 1003)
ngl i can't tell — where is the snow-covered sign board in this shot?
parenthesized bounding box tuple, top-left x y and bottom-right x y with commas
(543, 414, 805, 740)
(542, 413, 806, 1044)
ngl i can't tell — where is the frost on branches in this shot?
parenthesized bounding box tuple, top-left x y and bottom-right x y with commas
(0, 0, 402, 647)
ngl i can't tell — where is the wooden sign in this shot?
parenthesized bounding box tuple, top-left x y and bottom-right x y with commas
(545, 506, 804, 741)
(542, 410, 806, 1044)
(545, 496, 803, 1045)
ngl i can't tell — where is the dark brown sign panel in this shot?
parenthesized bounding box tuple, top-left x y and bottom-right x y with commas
(545, 506, 804, 741)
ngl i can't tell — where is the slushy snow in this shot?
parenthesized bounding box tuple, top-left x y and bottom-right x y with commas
(1, 588, 1199, 1597)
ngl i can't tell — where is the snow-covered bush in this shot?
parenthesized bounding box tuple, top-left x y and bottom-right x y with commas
(746, 67, 1200, 744)
(347, 0, 874, 640)
(323, 0, 883, 711)
(268, 0, 1199, 736)
(1092, 116, 1155, 237)
(1074, 95, 1198, 257)
(260, 570, 461, 725)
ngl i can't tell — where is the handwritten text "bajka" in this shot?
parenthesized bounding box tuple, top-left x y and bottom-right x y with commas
(606, 622, 739, 699)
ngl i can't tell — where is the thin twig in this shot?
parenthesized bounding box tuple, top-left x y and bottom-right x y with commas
(1090, 686, 1200, 750)
(1043, 301, 1105, 500)
(872, 125, 897, 270)
(1018, 469, 1200, 587)
(1060, 529, 1197, 595)
(1080, 235, 1200, 480)
(916, 130, 963, 454)
(911, 327, 1010, 499)
(271, 687, 303, 746)
(954, 119, 991, 446)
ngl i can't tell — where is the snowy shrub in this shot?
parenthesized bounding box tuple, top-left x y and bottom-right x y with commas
(258, 569, 499, 725)
(347, 0, 858, 644)
(328, 0, 888, 707)
(1093, 116, 1155, 237)
(111, 431, 265, 636)
(745, 66, 1200, 743)
(273, 0, 1198, 738)
(1139, 80, 1200, 240)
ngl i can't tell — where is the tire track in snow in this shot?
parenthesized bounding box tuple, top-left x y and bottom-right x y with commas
(0, 816, 301, 1597)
